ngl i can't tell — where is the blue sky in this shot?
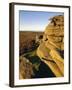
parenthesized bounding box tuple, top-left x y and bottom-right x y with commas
(19, 10, 63, 31)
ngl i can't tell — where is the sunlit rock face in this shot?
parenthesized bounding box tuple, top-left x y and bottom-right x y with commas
(43, 15, 64, 50)
(37, 15, 64, 77)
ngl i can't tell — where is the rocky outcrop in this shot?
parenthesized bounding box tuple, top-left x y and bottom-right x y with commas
(19, 56, 34, 79)
(37, 15, 64, 77)
(43, 15, 64, 50)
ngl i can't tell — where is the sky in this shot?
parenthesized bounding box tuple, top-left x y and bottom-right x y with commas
(19, 10, 63, 32)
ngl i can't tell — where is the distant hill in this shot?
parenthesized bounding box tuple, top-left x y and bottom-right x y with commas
(19, 31, 44, 55)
